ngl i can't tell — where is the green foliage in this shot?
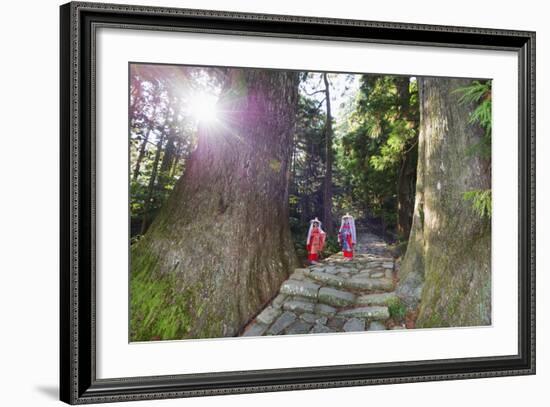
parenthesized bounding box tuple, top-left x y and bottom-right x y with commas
(130, 66, 202, 237)
(323, 236, 341, 257)
(387, 296, 407, 320)
(289, 217, 308, 263)
(453, 80, 492, 220)
(130, 255, 192, 341)
(130, 233, 143, 246)
(338, 75, 419, 232)
(463, 189, 492, 219)
(369, 119, 416, 171)
(454, 80, 490, 108)
(453, 80, 492, 159)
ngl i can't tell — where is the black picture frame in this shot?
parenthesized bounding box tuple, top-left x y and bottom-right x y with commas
(60, 1, 536, 404)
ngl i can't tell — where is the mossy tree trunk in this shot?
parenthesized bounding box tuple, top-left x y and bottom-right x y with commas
(131, 68, 300, 340)
(396, 77, 491, 327)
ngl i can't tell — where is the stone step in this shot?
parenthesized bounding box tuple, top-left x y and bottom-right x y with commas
(282, 299, 316, 314)
(266, 311, 297, 335)
(285, 320, 313, 335)
(369, 270, 386, 279)
(318, 287, 356, 307)
(300, 313, 328, 325)
(242, 321, 269, 336)
(271, 293, 288, 308)
(364, 256, 394, 262)
(278, 296, 338, 316)
(356, 292, 398, 306)
(342, 318, 365, 332)
(315, 303, 337, 316)
(342, 276, 394, 292)
(355, 267, 393, 279)
(256, 306, 282, 325)
(279, 279, 320, 299)
(368, 321, 387, 331)
(310, 323, 334, 334)
(308, 270, 346, 288)
(337, 306, 390, 321)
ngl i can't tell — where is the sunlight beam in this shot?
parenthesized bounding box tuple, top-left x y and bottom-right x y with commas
(188, 92, 219, 124)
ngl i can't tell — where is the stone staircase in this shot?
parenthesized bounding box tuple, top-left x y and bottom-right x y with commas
(240, 232, 404, 336)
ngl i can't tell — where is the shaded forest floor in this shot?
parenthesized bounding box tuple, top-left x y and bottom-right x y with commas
(239, 230, 415, 337)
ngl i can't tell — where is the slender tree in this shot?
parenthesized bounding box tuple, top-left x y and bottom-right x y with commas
(140, 130, 165, 235)
(322, 73, 334, 234)
(395, 77, 419, 240)
(131, 128, 151, 183)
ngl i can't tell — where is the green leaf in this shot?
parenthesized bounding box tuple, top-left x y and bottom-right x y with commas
(463, 189, 492, 219)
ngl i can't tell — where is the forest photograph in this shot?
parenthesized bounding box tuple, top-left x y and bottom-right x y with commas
(129, 62, 492, 342)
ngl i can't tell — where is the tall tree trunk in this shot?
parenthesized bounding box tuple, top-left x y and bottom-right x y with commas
(140, 131, 165, 235)
(396, 140, 418, 240)
(300, 195, 310, 223)
(169, 138, 183, 179)
(290, 132, 297, 187)
(322, 73, 334, 234)
(132, 128, 151, 183)
(156, 129, 177, 190)
(396, 77, 491, 327)
(131, 69, 300, 340)
(395, 77, 418, 241)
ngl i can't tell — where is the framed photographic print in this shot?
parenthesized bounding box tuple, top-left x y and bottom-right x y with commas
(60, 1, 536, 404)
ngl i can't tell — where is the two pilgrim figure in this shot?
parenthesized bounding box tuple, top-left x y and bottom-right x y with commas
(306, 213, 356, 264)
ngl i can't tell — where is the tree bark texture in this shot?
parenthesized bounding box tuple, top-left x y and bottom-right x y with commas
(396, 141, 418, 241)
(395, 77, 418, 241)
(131, 68, 300, 340)
(396, 77, 491, 327)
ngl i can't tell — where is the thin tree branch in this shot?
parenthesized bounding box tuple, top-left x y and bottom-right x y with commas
(303, 89, 326, 97)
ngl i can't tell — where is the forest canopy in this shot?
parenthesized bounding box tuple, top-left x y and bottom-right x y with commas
(130, 65, 429, 257)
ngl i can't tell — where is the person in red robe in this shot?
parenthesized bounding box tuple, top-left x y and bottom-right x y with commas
(338, 213, 356, 260)
(306, 217, 326, 265)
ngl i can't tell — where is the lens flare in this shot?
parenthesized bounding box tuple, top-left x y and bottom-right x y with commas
(189, 93, 219, 124)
